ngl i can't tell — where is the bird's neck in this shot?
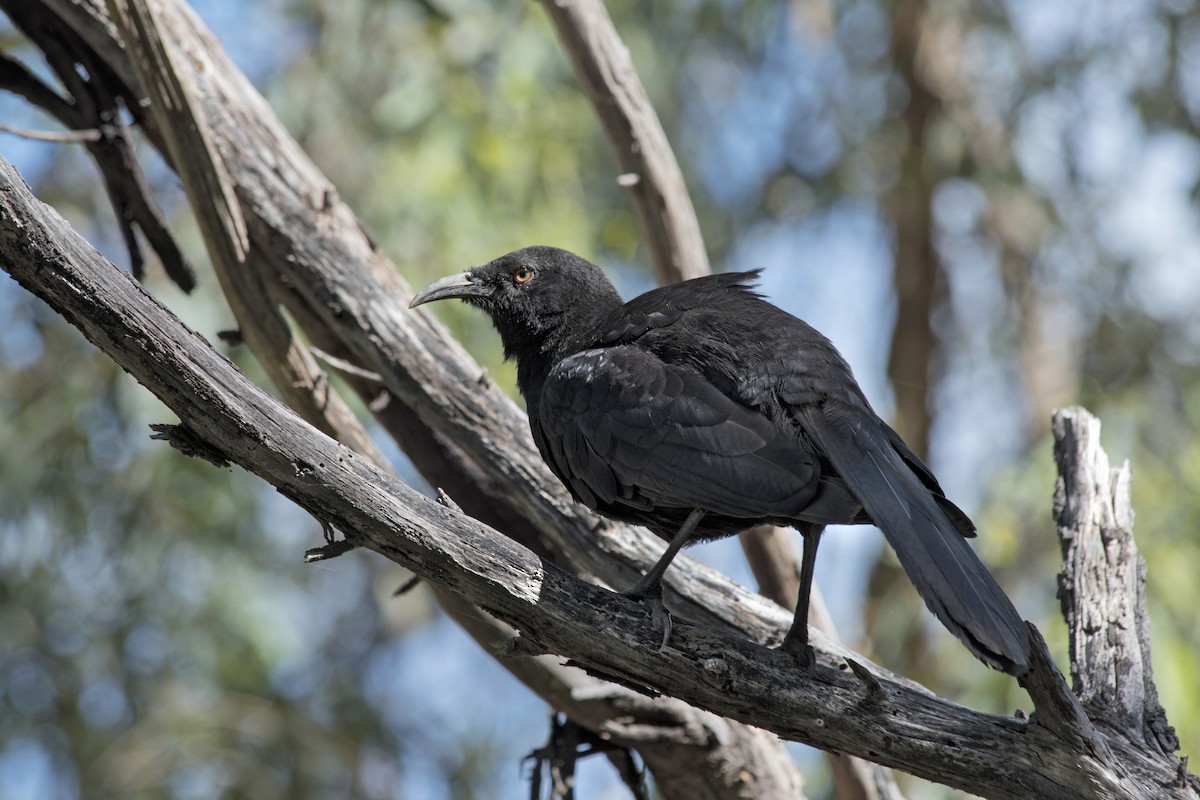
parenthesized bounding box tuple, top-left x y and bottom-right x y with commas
(509, 292, 623, 410)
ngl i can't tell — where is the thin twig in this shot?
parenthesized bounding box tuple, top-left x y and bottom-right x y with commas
(2, 6, 197, 291)
(0, 122, 102, 142)
(309, 345, 383, 383)
(0, 51, 78, 122)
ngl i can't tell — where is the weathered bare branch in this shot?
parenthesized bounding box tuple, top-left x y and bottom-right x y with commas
(538, 0, 709, 283)
(1053, 408, 1189, 767)
(104, 0, 385, 465)
(1, 4, 197, 291)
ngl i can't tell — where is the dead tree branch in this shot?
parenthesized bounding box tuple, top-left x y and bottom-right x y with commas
(1, 5, 195, 291)
(3, 149, 1197, 800)
(1053, 408, 1192, 775)
(538, 0, 709, 283)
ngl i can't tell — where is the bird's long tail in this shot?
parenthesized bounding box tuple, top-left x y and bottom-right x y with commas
(802, 404, 1031, 675)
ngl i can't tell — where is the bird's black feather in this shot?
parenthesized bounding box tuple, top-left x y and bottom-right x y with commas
(412, 246, 1031, 675)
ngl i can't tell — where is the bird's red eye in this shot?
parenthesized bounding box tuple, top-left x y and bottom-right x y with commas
(512, 267, 534, 284)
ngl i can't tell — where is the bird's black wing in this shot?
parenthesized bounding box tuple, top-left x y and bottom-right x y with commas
(537, 346, 820, 520)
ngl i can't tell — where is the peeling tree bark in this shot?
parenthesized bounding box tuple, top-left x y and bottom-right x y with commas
(1053, 408, 1183, 761)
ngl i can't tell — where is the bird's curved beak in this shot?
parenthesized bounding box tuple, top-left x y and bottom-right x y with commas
(409, 271, 490, 308)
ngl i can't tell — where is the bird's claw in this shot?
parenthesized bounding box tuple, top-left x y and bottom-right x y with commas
(619, 589, 675, 650)
(646, 596, 673, 650)
(778, 631, 817, 672)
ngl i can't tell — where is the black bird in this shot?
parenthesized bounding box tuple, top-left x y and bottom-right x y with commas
(411, 246, 1031, 675)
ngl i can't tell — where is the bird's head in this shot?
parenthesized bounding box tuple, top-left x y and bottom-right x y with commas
(410, 246, 622, 360)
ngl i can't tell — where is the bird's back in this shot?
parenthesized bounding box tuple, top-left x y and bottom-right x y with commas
(596, 272, 871, 425)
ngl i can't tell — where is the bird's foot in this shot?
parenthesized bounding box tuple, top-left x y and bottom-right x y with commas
(619, 587, 674, 650)
(645, 596, 673, 650)
(778, 629, 817, 672)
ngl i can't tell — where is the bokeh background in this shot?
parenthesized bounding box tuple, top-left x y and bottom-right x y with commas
(1, 0, 1198, 797)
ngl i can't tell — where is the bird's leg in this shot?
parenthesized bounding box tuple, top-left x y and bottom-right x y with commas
(622, 507, 706, 600)
(621, 508, 706, 649)
(779, 522, 824, 670)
